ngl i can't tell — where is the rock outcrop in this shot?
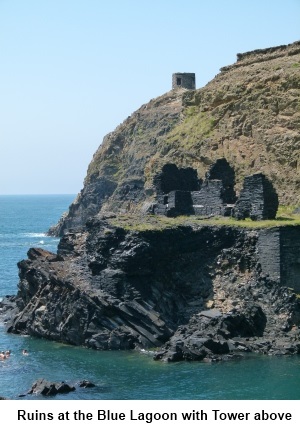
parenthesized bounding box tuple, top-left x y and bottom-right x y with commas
(5, 216, 300, 362)
(27, 379, 75, 396)
(24, 379, 95, 396)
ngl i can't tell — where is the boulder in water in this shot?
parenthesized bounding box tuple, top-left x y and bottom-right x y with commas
(28, 378, 75, 396)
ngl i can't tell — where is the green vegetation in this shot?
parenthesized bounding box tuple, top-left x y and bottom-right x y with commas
(110, 206, 300, 232)
(165, 108, 216, 149)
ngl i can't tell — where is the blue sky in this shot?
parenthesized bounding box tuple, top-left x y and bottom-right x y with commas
(0, 0, 299, 194)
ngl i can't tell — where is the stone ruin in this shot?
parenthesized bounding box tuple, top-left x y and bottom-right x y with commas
(152, 159, 279, 220)
(234, 173, 279, 220)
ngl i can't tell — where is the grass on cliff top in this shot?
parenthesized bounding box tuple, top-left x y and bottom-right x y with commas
(111, 206, 300, 232)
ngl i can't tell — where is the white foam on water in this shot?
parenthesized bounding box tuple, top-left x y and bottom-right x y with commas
(21, 233, 46, 238)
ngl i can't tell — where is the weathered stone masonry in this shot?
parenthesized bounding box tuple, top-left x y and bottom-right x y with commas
(152, 158, 279, 220)
(234, 173, 279, 221)
(172, 73, 196, 90)
(258, 227, 300, 292)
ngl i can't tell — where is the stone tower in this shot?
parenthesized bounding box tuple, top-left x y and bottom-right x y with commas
(172, 73, 196, 90)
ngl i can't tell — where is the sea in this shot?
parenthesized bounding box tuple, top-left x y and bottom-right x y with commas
(1, 195, 300, 400)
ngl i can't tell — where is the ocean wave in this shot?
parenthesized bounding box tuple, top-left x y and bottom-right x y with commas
(0, 239, 59, 248)
(21, 233, 47, 238)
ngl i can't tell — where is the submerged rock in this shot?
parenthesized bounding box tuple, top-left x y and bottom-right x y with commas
(78, 380, 96, 388)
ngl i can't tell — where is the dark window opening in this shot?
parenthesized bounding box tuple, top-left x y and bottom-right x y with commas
(176, 77, 182, 86)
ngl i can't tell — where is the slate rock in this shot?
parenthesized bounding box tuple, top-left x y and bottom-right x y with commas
(28, 379, 75, 396)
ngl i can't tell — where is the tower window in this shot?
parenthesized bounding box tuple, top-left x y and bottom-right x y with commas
(176, 77, 182, 86)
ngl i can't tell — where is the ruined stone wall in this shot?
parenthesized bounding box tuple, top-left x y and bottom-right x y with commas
(280, 227, 300, 293)
(257, 227, 300, 292)
(191, 180, 224, 216)
(257, 229, 281, 282)
(153, 162, 277, 220)
(234, 173, 278, 220)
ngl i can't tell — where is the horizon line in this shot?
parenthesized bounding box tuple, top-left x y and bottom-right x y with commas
(0, 193, 77, 196)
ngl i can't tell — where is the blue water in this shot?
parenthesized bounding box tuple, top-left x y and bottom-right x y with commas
(1, 195, 300, 400)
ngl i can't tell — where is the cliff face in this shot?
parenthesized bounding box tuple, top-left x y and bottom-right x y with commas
(49, 91, 185, 235)
(7, 217, 300, 361)
(50, 41, 300, 236)
(4, 41, 300, 363)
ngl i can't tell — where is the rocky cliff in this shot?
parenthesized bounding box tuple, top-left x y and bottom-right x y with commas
(5, 215, 300, 362)
(50, 41, 300, 236)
